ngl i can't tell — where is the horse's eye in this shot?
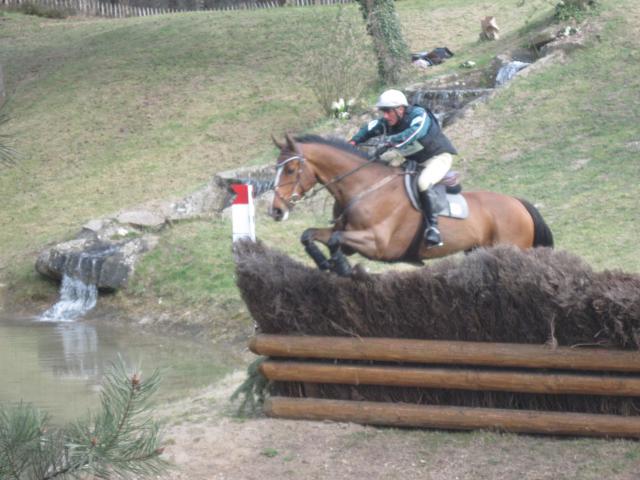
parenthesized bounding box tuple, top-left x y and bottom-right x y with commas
(285, 166, 295, 175)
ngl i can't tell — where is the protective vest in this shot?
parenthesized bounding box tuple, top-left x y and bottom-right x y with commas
(390, 107, 458, 163)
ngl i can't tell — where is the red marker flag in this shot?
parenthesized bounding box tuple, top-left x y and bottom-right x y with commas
(231, 184, 256, 242)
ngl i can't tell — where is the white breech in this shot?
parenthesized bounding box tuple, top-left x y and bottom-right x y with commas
(417, 152, 453, 192)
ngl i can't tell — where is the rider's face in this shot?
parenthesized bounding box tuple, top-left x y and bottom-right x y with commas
(381, 107, 404, 126)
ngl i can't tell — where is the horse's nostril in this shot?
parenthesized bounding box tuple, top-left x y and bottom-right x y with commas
(270, 207, 283, 220)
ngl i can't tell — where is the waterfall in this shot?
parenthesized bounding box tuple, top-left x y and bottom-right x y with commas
(496, 61, 530, 86)
(40, 275, 98, 322)
(39, 245, 118, 322)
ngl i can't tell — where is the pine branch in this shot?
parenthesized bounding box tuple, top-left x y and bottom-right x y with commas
(231, 357, 270, 416)
(0, 402, 48, 480)
(0, 358, 170, 480)
(61, 358, 168, 478)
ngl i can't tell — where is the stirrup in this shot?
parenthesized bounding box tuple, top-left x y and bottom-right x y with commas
(424, 226, 443, 248)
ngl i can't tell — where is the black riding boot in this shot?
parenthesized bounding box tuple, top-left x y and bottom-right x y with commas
(418, 188, 443, 247)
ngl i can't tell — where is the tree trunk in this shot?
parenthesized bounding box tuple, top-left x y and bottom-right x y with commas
(356, 0, 408, 84)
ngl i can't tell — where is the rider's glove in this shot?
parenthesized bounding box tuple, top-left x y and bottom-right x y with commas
(373, 143, 392, 159)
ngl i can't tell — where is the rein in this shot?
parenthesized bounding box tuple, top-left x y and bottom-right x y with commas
(276, 150, 391, 202)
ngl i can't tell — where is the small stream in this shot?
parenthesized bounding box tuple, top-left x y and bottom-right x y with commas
(0, 312, 241, 423)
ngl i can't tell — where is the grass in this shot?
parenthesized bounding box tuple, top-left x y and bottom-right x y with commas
(129, 220, 240, 306)
(0, 6, 370, 268)
(459, 3, 640, 271)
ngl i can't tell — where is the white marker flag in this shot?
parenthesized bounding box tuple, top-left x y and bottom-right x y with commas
(231, 184, 256, 242)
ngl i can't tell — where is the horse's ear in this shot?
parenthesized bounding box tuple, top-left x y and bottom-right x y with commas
(285, 133, 297, 152)
(271, 134, 285, 150)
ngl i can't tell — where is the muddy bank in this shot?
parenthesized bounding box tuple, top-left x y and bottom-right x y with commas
(83, 293, 255, 346)
(158, 370, 640, 480)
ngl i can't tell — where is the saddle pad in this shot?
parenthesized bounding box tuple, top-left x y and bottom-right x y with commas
(404, 169, 469, 219)
(438, 193, 469, 219)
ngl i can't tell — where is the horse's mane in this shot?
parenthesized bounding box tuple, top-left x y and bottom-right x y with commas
(294, 134, 369, 161)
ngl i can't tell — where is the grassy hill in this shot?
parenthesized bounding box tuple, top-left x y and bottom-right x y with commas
(1, 0, 638, 327)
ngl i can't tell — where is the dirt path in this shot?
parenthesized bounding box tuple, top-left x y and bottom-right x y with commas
(158, 371, 640, 480)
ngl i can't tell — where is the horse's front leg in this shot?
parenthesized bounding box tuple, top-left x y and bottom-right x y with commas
(302, 227, 381, 277)
(300, 228, 333, 271)
(329, 229, 380, 259)
(327, 229, 383, 276)
(327, 231, 352, 277)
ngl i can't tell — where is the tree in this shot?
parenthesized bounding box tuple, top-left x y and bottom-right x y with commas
(0, 359, 169, 479)
(355, 0, 409, 84)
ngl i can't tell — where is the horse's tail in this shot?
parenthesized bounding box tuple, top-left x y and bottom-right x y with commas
(518, 198, 554, 248)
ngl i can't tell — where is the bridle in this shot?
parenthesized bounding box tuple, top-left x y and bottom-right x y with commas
(274, 154, 306, 209)
(273, 145, 401, 213)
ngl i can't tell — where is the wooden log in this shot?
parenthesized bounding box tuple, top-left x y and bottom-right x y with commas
(265, 397, 640, 438)
(260, 360, 640, 396)
(250, 335, 640, 372)
(0, 64, 5, 108)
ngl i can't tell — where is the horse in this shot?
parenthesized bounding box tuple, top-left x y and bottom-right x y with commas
(269, 133, 554, 276)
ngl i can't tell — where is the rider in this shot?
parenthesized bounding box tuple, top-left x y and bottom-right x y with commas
(349, 89, 458, 248)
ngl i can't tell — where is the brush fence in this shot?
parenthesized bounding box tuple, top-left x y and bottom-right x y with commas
(250, 334, 640, 438)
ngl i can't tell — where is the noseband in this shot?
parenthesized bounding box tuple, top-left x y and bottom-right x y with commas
(274, 153, 306, 208)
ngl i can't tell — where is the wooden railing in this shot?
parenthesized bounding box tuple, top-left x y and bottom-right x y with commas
(0, 0, 353, 18)
(251, 334, 640, 438)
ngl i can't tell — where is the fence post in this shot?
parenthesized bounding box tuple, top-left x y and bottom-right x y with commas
(0, 64, 6, 109)
(231, 184, 256, 243)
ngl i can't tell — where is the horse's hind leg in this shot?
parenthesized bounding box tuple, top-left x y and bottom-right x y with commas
(328, 231, 352, 277)
(301, 228, 331, 271)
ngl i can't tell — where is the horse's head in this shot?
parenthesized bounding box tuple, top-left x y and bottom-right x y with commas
(269, 134, 317, 222)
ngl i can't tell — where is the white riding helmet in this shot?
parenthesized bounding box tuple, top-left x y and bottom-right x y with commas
(375, 89, 409, 109)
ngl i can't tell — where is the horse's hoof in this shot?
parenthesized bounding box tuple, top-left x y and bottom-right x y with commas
(351, 263, 371, 281)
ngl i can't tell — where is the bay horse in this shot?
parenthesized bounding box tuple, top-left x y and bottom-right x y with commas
(269, 133, 553, 276)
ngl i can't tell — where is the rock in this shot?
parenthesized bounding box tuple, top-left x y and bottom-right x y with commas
(36, 235, 157, 290)
(116, 210, 166, 229)
(83, 218, 108, 232)
(168, 184, 222, 220)
(408, 87, 494, 127)
(97, 237, 156, 289)
(529, 28, 558, 50)
(491, 54, 512, 70)
(489, 54, 512, 83)
(540, 35, 587, 57)
(36, 238, 89, 281)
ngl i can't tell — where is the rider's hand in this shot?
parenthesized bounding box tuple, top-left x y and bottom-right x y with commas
(348, 140, 357, 146)
(373, 143, 391, 159)
(380, 136, 394, 148)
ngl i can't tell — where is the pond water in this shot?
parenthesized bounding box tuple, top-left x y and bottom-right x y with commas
(0, 313, 241, 423)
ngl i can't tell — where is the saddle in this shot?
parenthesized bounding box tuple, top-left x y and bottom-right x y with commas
(403, 160, 469, 219)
